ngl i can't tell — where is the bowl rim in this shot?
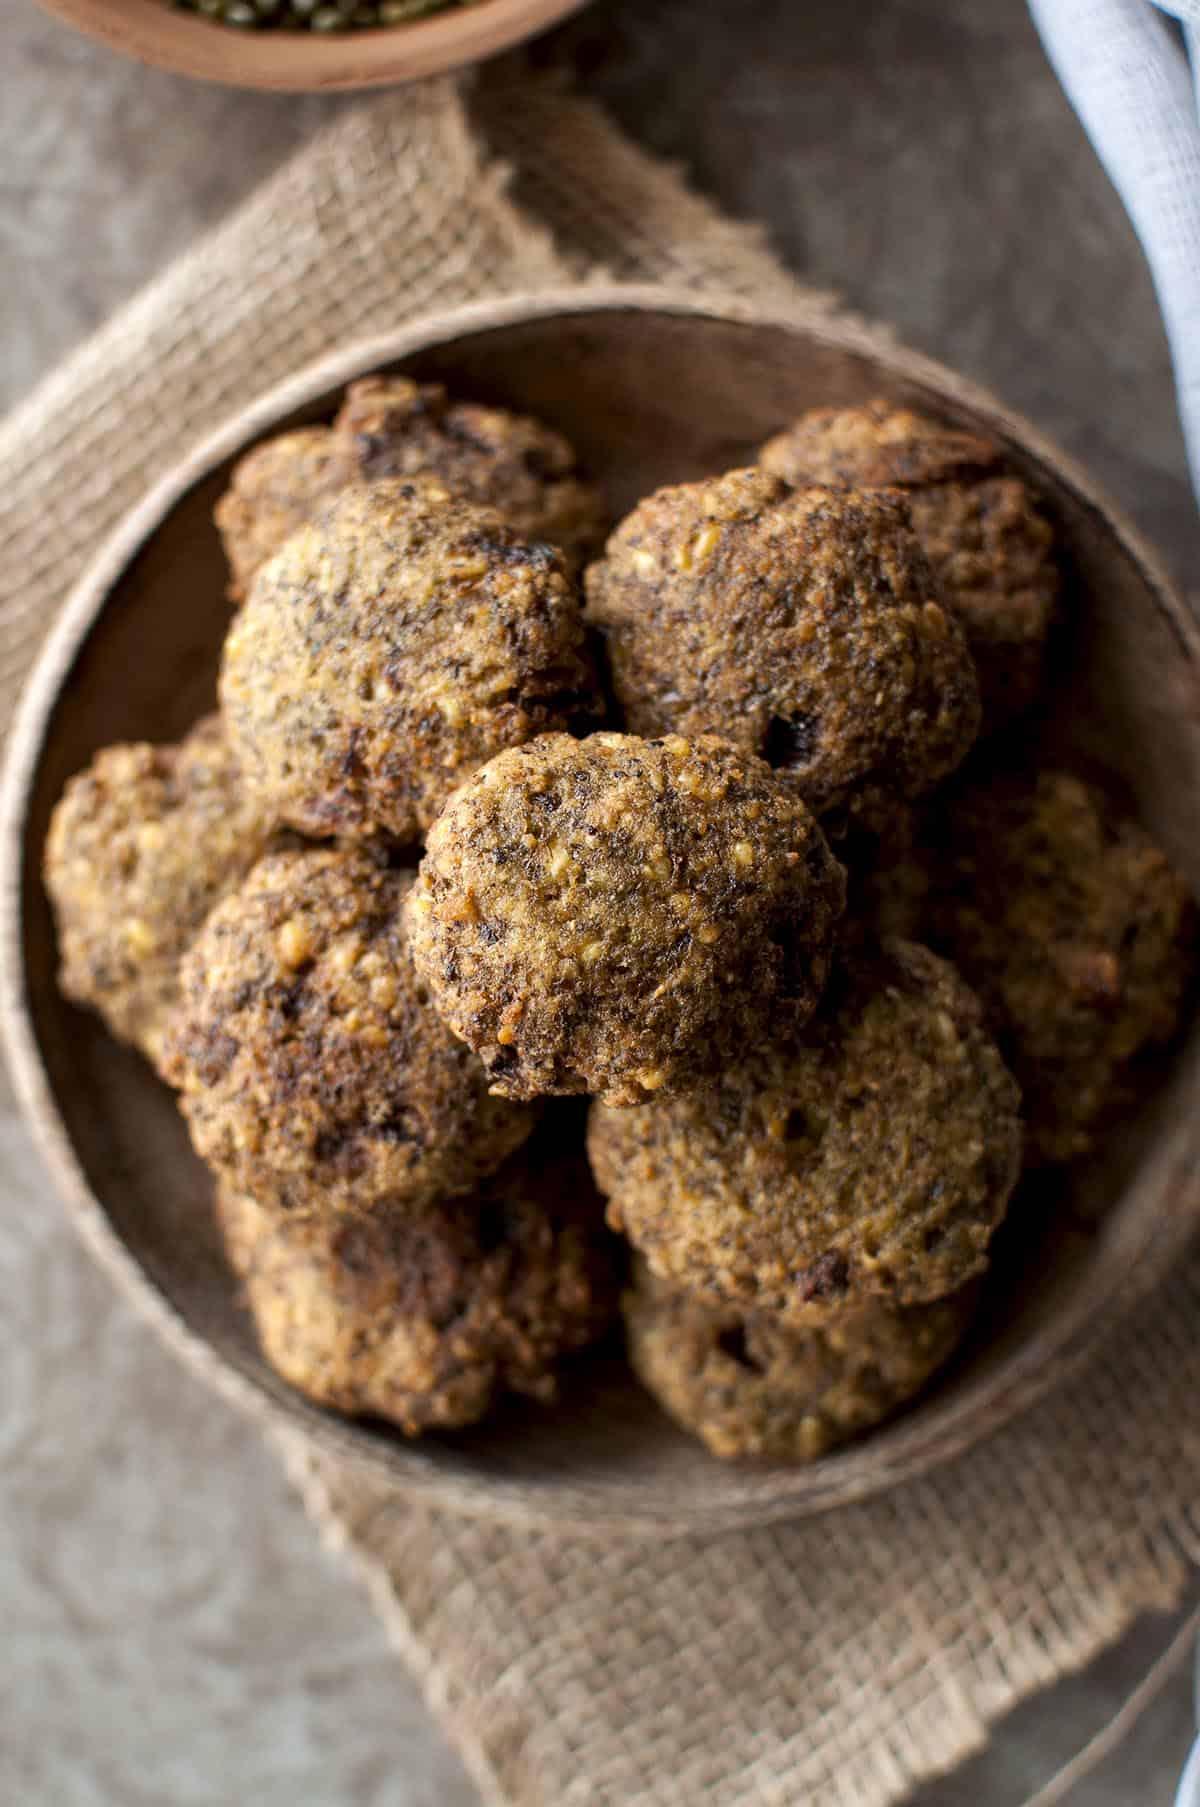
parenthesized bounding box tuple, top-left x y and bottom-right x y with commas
(33, 0, 592, 92)
(4, 283, 1199, 1537)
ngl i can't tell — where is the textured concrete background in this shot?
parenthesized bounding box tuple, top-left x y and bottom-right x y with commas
(2, 1, 1198, 1800)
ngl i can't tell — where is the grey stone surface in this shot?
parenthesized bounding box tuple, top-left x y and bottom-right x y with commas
(2, 1, 1198, 1802)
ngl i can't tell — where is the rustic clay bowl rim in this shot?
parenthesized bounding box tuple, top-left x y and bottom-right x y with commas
(3, 286, 1197, 1537)
(33, 0, 591, 92)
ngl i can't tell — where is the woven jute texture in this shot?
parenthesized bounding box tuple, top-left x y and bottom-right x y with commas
(4, 69, 1200, 1807)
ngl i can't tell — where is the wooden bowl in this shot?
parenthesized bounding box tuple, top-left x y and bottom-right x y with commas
(33, 0, 589, 91)
(4, 289, 1199, 1536)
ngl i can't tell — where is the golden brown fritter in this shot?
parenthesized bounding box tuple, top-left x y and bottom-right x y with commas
(915, 769, 1196, 1164)
(623, 1261, 975, 1462)
(405, 731, 847, 1106)
(336, 376, 607, 575)
(588, 939, 1021, 1324)
(44, 716, 277, 1066)
(759, 402, 1060, 730)
(220, 477, 600, 846)
(216, 1124, 620, 1436)
(212, 380, 606, 604)
(214, 427, 357, 604)
(584, 468, 980, 825)
(161, 845, 536, 1215)
(762, 403, 1003, 491)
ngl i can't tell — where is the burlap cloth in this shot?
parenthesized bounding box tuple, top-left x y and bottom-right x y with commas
(5, 68, 1200, 1807)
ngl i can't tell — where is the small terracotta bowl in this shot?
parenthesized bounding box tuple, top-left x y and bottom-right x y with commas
(34, 0, 589, 90)
(4, 289, 1199, 1536)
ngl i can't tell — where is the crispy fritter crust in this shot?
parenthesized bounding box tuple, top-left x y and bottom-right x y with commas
(759, 402, 1059, 730)
(220, 477, 600, 845)
(916, 769, 1196, 1164)
(762, 403, 1002, 491)
(44, 716, 276, 1064)
(217, 1125, 619, 1435)
(405, 731, 847, 1105)
(214, 427, 357, 604)
(623, 1261, 975, 1462)
(161, 845, 536, 1215)
(588, 939, 1021, 1322)
(585, 468, 979, 823)
(336, 376, 607, 575)
(213, 379, 606, 603)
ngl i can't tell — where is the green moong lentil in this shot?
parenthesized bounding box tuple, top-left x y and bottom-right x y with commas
(170, 0, 466, 25)
(379, 0, 455, 16)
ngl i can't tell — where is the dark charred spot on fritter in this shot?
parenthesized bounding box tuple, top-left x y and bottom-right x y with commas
(795, 1250, 851, 1303)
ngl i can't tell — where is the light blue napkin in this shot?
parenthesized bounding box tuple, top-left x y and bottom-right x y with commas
(1029, 1, 1200, 502)
(1172, 1641, 1200, 1807)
